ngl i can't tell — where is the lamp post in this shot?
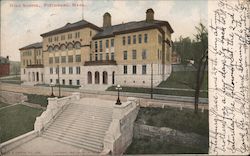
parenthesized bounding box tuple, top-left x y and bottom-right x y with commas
(50, 82, 55, 97)
(115, 84, 122, 105)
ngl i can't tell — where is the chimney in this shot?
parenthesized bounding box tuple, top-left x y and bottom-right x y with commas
(103, 12, 111, 27)
(146, 8, 154, 22)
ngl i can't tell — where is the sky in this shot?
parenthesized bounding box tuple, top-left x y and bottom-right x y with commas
(0, 0, 207, 61)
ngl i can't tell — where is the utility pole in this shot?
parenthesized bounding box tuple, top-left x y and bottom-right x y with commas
(151, 63, 153, 99)
(57, 65, 61, 97)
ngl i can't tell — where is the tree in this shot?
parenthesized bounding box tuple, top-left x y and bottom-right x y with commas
(192, 23, 208, 114)
(174, 23, 208, 114)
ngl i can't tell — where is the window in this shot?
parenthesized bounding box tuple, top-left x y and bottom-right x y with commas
(68, 43, 73, 50)
(90, 54, 92, 61)
(77, 80, 80, 85)
(124, 65, 127, 74)
(54, 36, 58, 42)
(55, 57, 59, 63)
(111, 53, 114, 60)
(76, 66, 81, 74)
(61, 35, 65, 40)
(75, 55, 81, 62)
(106, 40, 109, 48)
(95, 41, 98, 52)
(144, 34, 148, 43)
(69, 80, 72, 85)
(138, 34, 142, 43)
(54, 46, 59, 51)
(133, 35, 136, 44)
(68, 33, 72, 39)
(142, 49, 147, 60)
(132, 50, 137, 59)
(75, 32, 80, 38)
(62, 79, 65, 85)
(158, 34, 162, 44)
(128, 36, 131, 44)
(50, 79, 53, 83)
(100, 53, 103, 61)
(132, 65, 137, 74)
(68, 55, 73, 63)
(24, 69, 26, 74)
(56, 79, 59, 84)
(99, 40, 103, 52)
(49, 57, 53, 64)
(69, 67, 73, 74)
(60, 45, 66, 51)
(48, 37, 52, 43)
(90, 31, 92, 36)
(74, 42, 81, 49)
(95, 54, 98, 61)
(111, 39, 114, 47)
(122, 36, 126, 45)
(62, 67, 66, 74)
(123, 51, 127, 60)
(61, 56, 66, 63)
(48, 46, 53, 52)
(106, 53, 109, 60)
(142, 65, 147, 74)
(50, 67, 53, 74)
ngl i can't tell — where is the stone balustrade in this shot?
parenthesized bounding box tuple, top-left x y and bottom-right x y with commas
(103, 97, 139, 155)
(34, 92, 80, 134)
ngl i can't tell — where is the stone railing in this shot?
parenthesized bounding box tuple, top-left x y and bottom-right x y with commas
(0, 131, 38, 154)
(34, 92, 80, 134)
(102, 97, 139, 155)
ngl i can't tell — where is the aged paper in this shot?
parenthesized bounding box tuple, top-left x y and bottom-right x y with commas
(208, 0, 250, 155)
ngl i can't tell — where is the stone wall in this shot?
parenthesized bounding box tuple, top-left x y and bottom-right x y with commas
(103, 97, 140, 155)
(134, 124, 208, 148)
(0, 90, 27, 104)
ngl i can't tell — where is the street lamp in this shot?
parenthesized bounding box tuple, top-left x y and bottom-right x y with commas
(50, 82, 55, 97)
(115, 84, 122, 105)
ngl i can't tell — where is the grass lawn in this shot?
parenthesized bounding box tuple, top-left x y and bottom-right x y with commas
(0, 101, 9, 108)
(0, 105, 43, 143)
(158, 71, 208, 90)
(106, 86, 208, 98)
(136, 107, 208, 137)
(125, 138, 208, 154)
(0, 80, 23, 85)
(24, 94, 51, 107)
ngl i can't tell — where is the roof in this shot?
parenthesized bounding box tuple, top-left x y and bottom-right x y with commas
(19, 42, 42, 51)
(93, 20, 174, 40)
(40, 19, 102, 37)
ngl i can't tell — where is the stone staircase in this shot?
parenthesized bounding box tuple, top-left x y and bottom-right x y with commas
(42, 101, 113, 153)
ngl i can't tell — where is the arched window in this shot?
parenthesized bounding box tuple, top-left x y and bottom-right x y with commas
(103, 71, 108, 84)
(48, 46, 53, 52)
(95, 71, 100, 84)
(60, 44, 66, 51)
(74, 42, 81, 49)
(54, 45, 59, 51)
(87, 71, 92, 84)
(67, 43, 73, 50)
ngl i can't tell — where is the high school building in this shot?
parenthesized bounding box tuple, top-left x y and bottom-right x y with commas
(20, 8, 174, 89)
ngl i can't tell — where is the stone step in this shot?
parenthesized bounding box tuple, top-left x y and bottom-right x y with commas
(59, 112, 112, 120)
(50, 121, 108, 135)
(69, 104, 113, 110)
(42, 133, 102, 153)
(55, 115, 112, 126)
(45, 126, 105, 141)
(44, 128, 104, 145)
(64, 108, 113, 116)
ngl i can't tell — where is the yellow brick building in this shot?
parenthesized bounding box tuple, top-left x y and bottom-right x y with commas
(20, 8, 174, 89)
